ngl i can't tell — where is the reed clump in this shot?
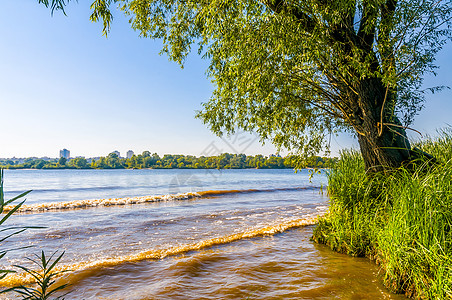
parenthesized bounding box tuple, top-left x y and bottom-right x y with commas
(313, 129, 452, 299)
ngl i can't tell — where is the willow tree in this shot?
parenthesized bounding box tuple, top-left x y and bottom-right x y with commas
(44, 0, 452, 172)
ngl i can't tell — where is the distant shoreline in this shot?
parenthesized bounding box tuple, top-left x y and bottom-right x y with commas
(2, 167, 320, 171)
(0, 153, 337, 170)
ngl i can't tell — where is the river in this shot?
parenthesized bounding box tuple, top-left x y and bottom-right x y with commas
(0, 169, 404, 299)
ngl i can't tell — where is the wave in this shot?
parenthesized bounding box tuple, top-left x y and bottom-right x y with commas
(0, 215, 321, 287)
(6, 182, 182, 195)
(5, 185, 129, 195)
(197, 187, 318, 197)
(4, 187, 320, 214)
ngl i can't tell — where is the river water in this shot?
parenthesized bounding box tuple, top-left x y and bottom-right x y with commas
(0, 169, 404, 299)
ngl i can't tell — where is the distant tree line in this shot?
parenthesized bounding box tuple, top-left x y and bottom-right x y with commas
(0, 152, 337, 170)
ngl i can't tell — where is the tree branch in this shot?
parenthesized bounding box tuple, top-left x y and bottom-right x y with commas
(357, 1, 378, 51)
(276, 91, 344, 120)
(263, 0, 315, 32)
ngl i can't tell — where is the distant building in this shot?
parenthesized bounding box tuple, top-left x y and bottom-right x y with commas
(112, 150, 121, 158)
(59, 149, 70, 159)
(126, 150, 134, 159)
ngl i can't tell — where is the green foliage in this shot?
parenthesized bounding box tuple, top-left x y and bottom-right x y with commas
(0, 154, 336, 170)
(37, 0, 72, 15)
(3, 251, 69, 300)
(67, 157, 88, 169)
(313, 130, 452, 298)
(313, 150, 385, 256)
(57, 157, 66, 167)
(72, 0, 452, 167)
(414, 128, 452, 163)
(378, 159, 452, 298)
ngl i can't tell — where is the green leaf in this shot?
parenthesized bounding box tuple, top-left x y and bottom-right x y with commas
(0, 200, 25, 226)
(5, 190, 32, 206)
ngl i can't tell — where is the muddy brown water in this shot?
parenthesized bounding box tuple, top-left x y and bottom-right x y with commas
(0, 169, 405, 299)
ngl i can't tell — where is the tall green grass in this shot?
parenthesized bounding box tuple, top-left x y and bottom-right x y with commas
(313, 129, 452, 299)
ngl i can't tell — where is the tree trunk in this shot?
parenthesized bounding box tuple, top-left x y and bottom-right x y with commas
(350, 77, 413, 173)
(356, 118, 412, 172)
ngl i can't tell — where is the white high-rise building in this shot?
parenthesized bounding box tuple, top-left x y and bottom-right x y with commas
(126, 150, 134, 159)
(59, 149, 70, 159)
(112, 150, 121, 157)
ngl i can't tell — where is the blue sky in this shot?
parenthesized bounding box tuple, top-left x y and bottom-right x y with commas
(0, 2, 450, 158)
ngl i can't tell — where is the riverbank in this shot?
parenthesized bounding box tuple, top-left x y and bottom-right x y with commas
(0, 153, 336, 170)
(312, 130, 452, 299)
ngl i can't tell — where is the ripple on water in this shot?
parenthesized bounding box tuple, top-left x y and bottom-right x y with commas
(56, 226, 405, 300)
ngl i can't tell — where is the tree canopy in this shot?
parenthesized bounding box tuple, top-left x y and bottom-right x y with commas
(41, 0, 452, 171)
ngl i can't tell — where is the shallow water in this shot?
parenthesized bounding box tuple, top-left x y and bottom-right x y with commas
(0, 169, 404, 299)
